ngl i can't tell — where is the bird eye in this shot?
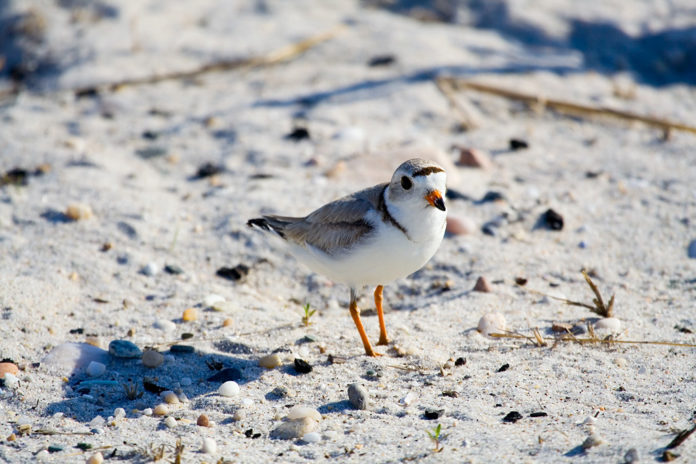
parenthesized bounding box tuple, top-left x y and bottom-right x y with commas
(400, 176, 412, 190)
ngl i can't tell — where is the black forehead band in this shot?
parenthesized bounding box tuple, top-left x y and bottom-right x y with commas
(412, 166, 444, 177)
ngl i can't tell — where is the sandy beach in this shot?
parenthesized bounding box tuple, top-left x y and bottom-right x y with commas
(1, 1, 696, 462)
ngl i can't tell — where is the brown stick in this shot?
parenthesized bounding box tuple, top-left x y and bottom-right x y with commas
(437, 77, 696, 136)
(490, 332, 696, 348)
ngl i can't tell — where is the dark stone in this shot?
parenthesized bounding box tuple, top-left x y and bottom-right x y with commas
(116, 221, 138, 240)
(1, 168, 29, 186)
(69, 328, 84, 334)
(445, 188, 472, 201)
(284, 127, 310, 141)
(135, 147, 167, 159)
(294, 358, 312, 374)
(216, 264, 250, 281)
(509, 139, 529, 150)
(207, 367, 243, 382)
(544, 208, 564, 231)
(108, 340, 142, 358)
(442, 390, 458, 398)
(424, 408, 445, 420)
(454, 357, 466, 366)
(76, 443, 92, 450)
(245, 428, 261, 439)
(367, 55, 396, 67)
(164, 264, 183, 275)
(195, 162, 224, 179)
(478, 191, 506, 204)
(497, 363, 510, 372)
(515, 277, 528, 286)
(530, 412, 548, 417)
(141, 130, 159, 140)
(169, 345, 195, 354)
(143, 379, 167, 394)
(47, 445, 64, 453)
(502, 411, 523, 423)
(181, 333, 194, 340)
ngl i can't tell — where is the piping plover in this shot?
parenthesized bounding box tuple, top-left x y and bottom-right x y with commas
(248, 158, 446, 356)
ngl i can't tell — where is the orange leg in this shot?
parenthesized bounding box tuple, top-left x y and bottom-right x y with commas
(374, 285, 389, 345)
(349, 290, 380, 357)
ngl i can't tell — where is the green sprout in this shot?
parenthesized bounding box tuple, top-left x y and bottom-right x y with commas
(426, 424, 444, 453)
(301, 303, 317, 327)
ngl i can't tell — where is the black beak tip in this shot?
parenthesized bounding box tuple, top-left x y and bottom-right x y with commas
(435, 198, 446, 211)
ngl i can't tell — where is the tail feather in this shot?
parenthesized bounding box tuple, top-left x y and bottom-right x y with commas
(247, 216, 290, 239)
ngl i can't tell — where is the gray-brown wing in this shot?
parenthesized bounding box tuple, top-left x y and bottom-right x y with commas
(268, 183, 387, 254)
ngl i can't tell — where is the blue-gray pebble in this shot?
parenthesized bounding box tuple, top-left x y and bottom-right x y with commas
(108, 340, 142, 358)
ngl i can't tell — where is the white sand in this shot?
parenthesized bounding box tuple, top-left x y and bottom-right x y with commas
(1, 1, 696, 462)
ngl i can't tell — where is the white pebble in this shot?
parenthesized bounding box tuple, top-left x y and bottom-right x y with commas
(2, 373, 19, 389)
(302, 432, 322, 443)
(142, 408, 153, 416)
(399, 391, 416, 407)
(218, 381, 240, 397)
(201, 437, 217, 454)
(141, 262, 159, 276)
(86, 361, 106, 377)
(477, 312, 506, 336)
(593, 317, 621, 335)
(113, 408, 126, 419)
(35, 450, 50, 461)
(180, 377, 192, 386)
(163, 416, 177, 428)
(323, 430, 338, 441)
(287, 406, 322, 422)
(204, 294, 226, 308)
(153, 319, 176, 332)
(89, 416, 105, 427)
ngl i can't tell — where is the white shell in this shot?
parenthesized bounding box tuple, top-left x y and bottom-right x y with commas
(477, 312, 506, 336)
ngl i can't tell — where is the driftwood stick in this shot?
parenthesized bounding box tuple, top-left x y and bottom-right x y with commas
(438, 77, 696, 136)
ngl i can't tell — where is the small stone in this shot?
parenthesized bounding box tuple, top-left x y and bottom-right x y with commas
(142, 408, 153, 416)
(509, 138, 529, 150)
(259, 353, 282, 369)
(270, 386, 295, 399)
(222, 318, 233, 327)
(86, 361, 106, 377)
(302, 432, 322, 443)
(48, 445, 64, 453)
(454, 357, 466, 366)
(218, 381, 240, 397)
(204, 294, 226, 308)
(478, 312, 506, 336)
(207, 367, 242, 382)
(456, 147, 492, 169)
(502, 411, 523, 423)
(142, 350, 164, 368)
(86, 452, 104, 464)
(399, 391, 416, 407)
(153, 404, 168, 416)
(141, 262, 159, 276)
(294, 358, 312, 374)
(624, 448, 639, 463)
(287, 406, 322, 422)
(7, 433, 16, 442)
(347, 383, 369, 410)
(109, 340, 142, 358)
(201, 437, 217, 454)
(65, 203, 93, 221)
(424, 408, 444, 420)
(113, 408, 126, 419)
(446, 216, 475, 236)
(197, 414, 210, 427)
(497, 363, 510, 372)
(594, 317, 622, 335)
(0, 362, 19, 379)
(285, 127, 310, 141)
(170, 345, 194, 354)
(162, 391, 180, 404)
(182, 308, 197, 322)
(271, 417, 317, 440)
(216, 264, 250, 281)
(581, 432, 604, 449)
(543, 209, 564, 231)
(473, 276, 492, 292)
(529, 412, 548, 417)
(163, 416, 177, 428)
(163, 264, 184, 275)
(688, 240, 696, 259)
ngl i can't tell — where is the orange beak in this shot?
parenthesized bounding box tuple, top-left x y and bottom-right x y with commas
(425, 190, 446, 211)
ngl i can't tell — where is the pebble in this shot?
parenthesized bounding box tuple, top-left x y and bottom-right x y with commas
(424, 408, 445, 420)
(270, 386, 295, 399)
(108, 340, 142, 359)
(216, 264, 250, 281)
(153, 404, 168, 416)
(162, 391, 180, 404)
(594, 317, 622, 335)
(347, 383, 369, 410)
(581, 432, 604, 449)
(688, 239, 696, 259)
(142, 350, 164, 368)
(509, 138, 529, 150)
(207, 367, 242, 382)
(473, 276, 492, 293)
(48, 445, 64, 453)
(180, 377, 192, 386)
(170, 345, 194, 354)
(270, 417, 318, 440)
(142, 408, 153, 416)
(399, 391, 416, 407)
(86, 452, 103, 464)
(141, 262, 159, 276)
(259, 353, 282, 369)
(204, 294, 226, 308)
(113, 408, 126, 419)
(153, 319, 176, 332)
(478, 312, 506, 336)
(287, 406, 322, 422)
(624, 448, 639, 463)
(302, 432, 322, 443)
(543, 208, 564, 231)
(502, 411, 523, 423)
(42, 343, 109, 373)
(201, 437, 217, 454)
(182, 308, 197, 322)
(294, 358, 313, 374)
(3, 373, 19, 389)
(0, 362, 19, 379)
(456, 147, 492, 169)
(222, 318, 233, 327)
(446, 216, 475, 236)
(218, 381, 240, 397)
(197, 414, 210, 427)
(65, 203, 93, 220)
(164, 264, 184, 275)
(164, 416, 177, 428)
(86, 361, 106, 377)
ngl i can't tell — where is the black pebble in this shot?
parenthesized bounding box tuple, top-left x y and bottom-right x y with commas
(497, 363, 510, 372)
(195, 162, 224, 179)
(515, 277, 528, 286)
(75, 87, 99, 99)
(509, 139, 529, 150)
(141, 130, 159, 140)
(530, 412, 548, 417)
(135, 147, 167, 159)
(181, 333, 194, 340)
(455, 357, 466, 366)
(216, 264, 250, 281)
(284, 127, 310, 141)
(69, 328, 84, 334)
(170, 345, 195, 354)
(424, 408, 445, 420)
(47, 445, 64, 453)
(116, 221, 138, 240)
(143, 380, 167, 394)
(294, 358, 313, 374)
(245, 428, 262, 439)
(164, 264, 183, 275)
(478, 191, 506, 204)
(367, 55, 396, 67)
(76, 443, 92, 451)
(1, 168, 30, 186)
(502, 411, 523, 423)
(543, 208, 564, 231)
(207, 367, 243, 382)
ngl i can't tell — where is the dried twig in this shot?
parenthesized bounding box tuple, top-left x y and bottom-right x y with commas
(666, 424, 696, 449)
(490, 332, 696, 348)
(438, 77, 696, 136)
